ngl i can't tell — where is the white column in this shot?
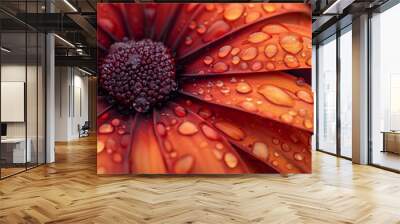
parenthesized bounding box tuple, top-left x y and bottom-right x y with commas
(352, 14, 369, 164)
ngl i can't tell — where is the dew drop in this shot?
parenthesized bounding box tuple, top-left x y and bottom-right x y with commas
(204, 94, 213, 101)
(97, 141, 105, 153)
(294, 153, 304, 161)
(266, 62, 275, 70)
(286, 163, 293, 170)
(220, 86, 231, 95)
(178, 121, 199, 136)
(257, 84, 294, 107)
(213, 61, 229, 73)
(218, 45, 232, 58)
(298, 108, 307, 117)
(248, 32, 270, 44)
(206, 4, 215, 11)
(239, 101, 258, 112)
(185, 36, 193, 45)
(304, 119, 313, 129)
(281, 143, 291, 152)
(203, 56, 214, 65)
(117, 128, 126, 135)
(272, 138, 280, 145)
(213, 149, 223, 160)
(232, 56, 240, 65)
(252, 142, 268, 160)
(170, 152, 178, 158)
(164, 140, 173, 152)
(215, 121, 245, 141)
(99, 123, 114, 134)
(251, 61, 263, 71)
(224, 3, 245, 21)
(245, 11, 261, 23)
(280, 113, 294, 123)
(296, 90, 313, 103)
(273, 152, 280, 157)
(216, 143, 224, 150)
(111, 118, 121, 127)
(262, 4, 277, 13)
(189, 21, 197, 30)
(239, 62, 249, 70)
(272, 160, 279, 166)
(280, 34, 303, 54)
(201, 124, 220, 140)
(264, 44, 278, 58)
(198, 107, 213, 119)
(196, 24, 206, 34)
(239, 47, 258, 61)
(231, 47, 240, 56)
(262, 24, 288, 34)
(203, 20, 231, 43)
(290, 135, 299, 143)
(174, 105, 187, 117)
(216, 80, 224, 87)
(284, 54, 299, 68)
(306, 57, 312, 66)
(235, 82, 252, 94)
(156, 122, 167, 136)
(224, 152, 238, 168)
(174, 155, 195, 174)
(112, 153, 123, 163)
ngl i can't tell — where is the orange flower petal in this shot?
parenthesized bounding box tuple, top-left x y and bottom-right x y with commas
(130, 114, 167, 174)
(153, 103, 250, 174)
(180, 72, 314, 132)
(97, 109, 135, 174)
(171, 3, 310, 61)
(180, 12, 311, 76)
(97, 4, 126, 41)
(174, 97, 312, 173)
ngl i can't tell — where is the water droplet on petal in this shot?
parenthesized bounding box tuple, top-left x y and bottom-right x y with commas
(203, 20, 231, 43)
(189, 21, 197, 30)
(272, 160, 279, 166)
(290, 135, 299, 143)
(245, 11, 260, 23)
(204, 94, 213, 101)
(156, 122, 167, 136)
(164, 140, 173, 152)
(294, 153, 304, 161)
(298, 108, 307, 117)
(239, 101, 258, 112)
(286, 163, 293, 170)
(281, 143, 291, 152)
(206, 4, 215, 11)
(196, 24, 206, 34)
(240, 62, 249, 70)
(284, 54, 299, 68)
(252, 142, 268, 160)
(174, 155, 195, 174)
(112, 153, 123, 163)
(236, 82, 252, 94)
(178, 121, 199, 136)
(220, 86, 231, 95)
(213, 149, 223, 160)
(198, 107, 213, 119)
(280, 113, 294, 123)
(232, 56, 240, 64)
(296, 90, 313, 103)
(262, 4, 277, 13)
(111, 118, 121, 127)
(218, 45, 232, 58)
(213, 61, 229, 73)
(215, 121, 245, 141)
(201, 124, 220, 140)
(266, 62, 275, 70)
(97, 141, 105, 153)
(185, 36, 193, 45)
(251, 61, 263, 71)
(257, 84, 294, 107)
(272, 138, 280, 145)
(264, 44, 278, 58)
(203, 56, 214, 65)
(224, 152, 238, 168)
(99, 123, 114, 134)
(216, 80, 224, 87)
(248, 32, 270, 44)
(304, 119, 313, 129)
(280, 34, 303, 54)
(231, 47, 240, 56)
(240, 47, 258, 61)
(216, 143, 224, 150)
(174, 105, 187, 117)
(224, 3, 244, 21)
(262, 24, 288, 34)
(306, 57, 312, 66)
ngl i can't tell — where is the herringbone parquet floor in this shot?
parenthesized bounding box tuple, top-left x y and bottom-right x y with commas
(1, 136, 400, 224)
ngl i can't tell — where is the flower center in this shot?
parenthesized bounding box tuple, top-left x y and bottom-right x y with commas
(100, 39, 177, 113)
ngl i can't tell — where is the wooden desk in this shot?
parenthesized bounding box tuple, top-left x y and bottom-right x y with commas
(381, 131, 400, 154)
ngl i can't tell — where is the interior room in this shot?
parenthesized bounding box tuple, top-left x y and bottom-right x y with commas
(0, 0, 400, 223)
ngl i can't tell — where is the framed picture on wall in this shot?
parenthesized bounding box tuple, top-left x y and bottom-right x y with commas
(97, 3, 313, 175)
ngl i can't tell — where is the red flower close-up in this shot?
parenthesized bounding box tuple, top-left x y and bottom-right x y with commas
(97, 3, 313, 174)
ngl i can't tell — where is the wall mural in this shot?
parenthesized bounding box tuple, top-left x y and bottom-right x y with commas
(97, 3, 313, 174)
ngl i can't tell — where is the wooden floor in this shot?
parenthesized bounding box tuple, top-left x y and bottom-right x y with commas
(1, 136, 400, 224)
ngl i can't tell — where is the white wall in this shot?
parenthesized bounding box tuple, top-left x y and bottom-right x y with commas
(54, 67, 89, 141)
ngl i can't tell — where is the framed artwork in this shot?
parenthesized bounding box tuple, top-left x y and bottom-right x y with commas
(97, 3, 313, 174)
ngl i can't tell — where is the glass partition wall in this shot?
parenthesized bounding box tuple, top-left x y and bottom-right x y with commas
(316, 26, 353, 159)
(0, 1, 46, 179)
